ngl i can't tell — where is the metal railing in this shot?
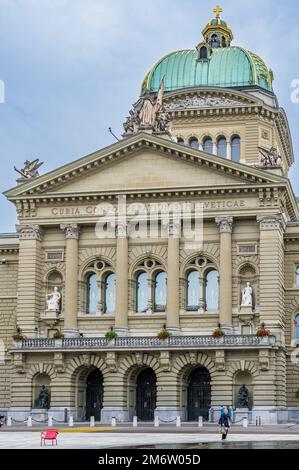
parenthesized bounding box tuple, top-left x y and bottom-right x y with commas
(11, 335, 276, 351)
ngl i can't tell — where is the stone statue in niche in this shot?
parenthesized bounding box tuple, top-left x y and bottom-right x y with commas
(34, 385, 50, 409)
(238, 384, 249, 408)
(241, 282, 253, 307)
(46, 287, 61, 312)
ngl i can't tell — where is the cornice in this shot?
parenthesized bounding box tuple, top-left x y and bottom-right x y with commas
(5, 134, 283, 201)
(275, 108, 294, 167)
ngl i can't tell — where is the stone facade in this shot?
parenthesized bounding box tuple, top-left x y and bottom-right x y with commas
(1, 14, 299, 425)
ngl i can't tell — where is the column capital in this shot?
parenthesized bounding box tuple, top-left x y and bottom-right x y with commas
(215, 217, 234, 234)
(115, 222, 129, 239)
(16, 224, 43, 240)
(166, 221, 181, 238)
(60, 223, 80, 239)
(257, 214, 286, 233)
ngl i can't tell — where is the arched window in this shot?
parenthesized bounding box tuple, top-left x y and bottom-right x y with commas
(177, 137, 185, 145)
(199, 46, 208, 59)
(217, 136, 227, 158)
(222, 36, 227, 48)
(104, 273, 116, 314)
(86, 273, 98, 314)
(296, 314, 299, 340)
(154, 271, 167, 312)
(203, 137, 213, 154)
(136, 272, 148, 313)
(296, 266, 299, 288)
(205, 270, 219, 311)
(189, 137, 199, 149)
(186, 270, 200, 311)
(231, 136, 241, 162)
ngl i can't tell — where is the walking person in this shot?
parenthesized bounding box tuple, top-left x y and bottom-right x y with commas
(218, 408, 230, 440)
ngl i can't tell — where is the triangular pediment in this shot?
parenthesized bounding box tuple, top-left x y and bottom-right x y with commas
(4, 133, 284, 200)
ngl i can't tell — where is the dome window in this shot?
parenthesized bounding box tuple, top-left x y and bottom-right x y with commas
(199, 46, 208, 60)
(203, 137, 213, 154)
(231, 136, 241, 162)
(189, 137, 199, 150)
(217, 136, 227, 158)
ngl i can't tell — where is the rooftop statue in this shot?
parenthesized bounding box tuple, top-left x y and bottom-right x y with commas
(258, 147, 282, 167)
(123, 79, 172, 136)
(14, 159, 43, 179)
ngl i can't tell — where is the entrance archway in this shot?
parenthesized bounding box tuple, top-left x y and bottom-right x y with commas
(86, 369, 103, 421)
(187, 367, 211, 421)
(136, 368, 156, 421)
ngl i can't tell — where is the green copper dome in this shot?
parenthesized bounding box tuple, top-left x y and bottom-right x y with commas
(141, 46, 273, 95)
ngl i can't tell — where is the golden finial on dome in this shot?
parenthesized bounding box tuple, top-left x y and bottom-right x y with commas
(213, 5, 223, 19)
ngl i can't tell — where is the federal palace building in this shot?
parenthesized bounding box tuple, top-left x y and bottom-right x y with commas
(1, 7, 299, 425)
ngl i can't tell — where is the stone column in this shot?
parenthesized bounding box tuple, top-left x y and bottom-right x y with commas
(60, 224, 80, 338)
(227, 141, 232, 160)
(212, 141, 217, 156)
(16, 225, 43, 336)
(166, 222, 181, 335)
(215, 217, 234, 333)
(115, 224, 129, 336)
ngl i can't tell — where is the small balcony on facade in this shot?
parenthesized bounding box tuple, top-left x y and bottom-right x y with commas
(10, 334, 277, 353)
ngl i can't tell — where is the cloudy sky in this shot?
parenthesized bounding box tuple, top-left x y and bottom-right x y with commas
(0, 0, 298, 232)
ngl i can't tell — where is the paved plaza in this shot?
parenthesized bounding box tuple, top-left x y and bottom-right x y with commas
(1, 424, 299, 449)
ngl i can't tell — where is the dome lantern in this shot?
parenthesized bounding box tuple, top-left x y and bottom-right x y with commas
(201, 5, 234, 49)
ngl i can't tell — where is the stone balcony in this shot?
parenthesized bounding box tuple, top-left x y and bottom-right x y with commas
(10, 334, 277, 352)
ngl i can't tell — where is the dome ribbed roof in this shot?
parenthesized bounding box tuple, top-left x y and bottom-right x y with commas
(141, 46, 273, 95)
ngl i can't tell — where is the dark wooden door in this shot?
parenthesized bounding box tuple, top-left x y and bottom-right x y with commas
(86, 369, 103, 421)
(136, 369, 156, 421)
(187, 367, 211, 421)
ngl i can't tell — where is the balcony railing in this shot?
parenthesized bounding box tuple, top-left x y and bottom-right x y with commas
(11, 335, 276, 351)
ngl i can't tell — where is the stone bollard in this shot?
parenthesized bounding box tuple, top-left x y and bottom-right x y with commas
(133, 416, 138, 427)
(176, 416, 181, 427)
(48, 416, 53, 427)
(111, 417, 116, 427)
(90, 416, 95, 427)
(243, 417, 248, 428)
(69, 416, 74, 427)
(198, 416, 203, 428)
(154, 416, 159, 427)
(7, 416, 12, 427)
(27, 416, 32, 427)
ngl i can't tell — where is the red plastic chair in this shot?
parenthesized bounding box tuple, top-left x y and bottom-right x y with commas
(41, 430, 59, 446)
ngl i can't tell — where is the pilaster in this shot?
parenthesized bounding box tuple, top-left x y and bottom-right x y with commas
(16, 225, 43, 335)
(115, 223, 129, 336)
(166, 222, 181, 335)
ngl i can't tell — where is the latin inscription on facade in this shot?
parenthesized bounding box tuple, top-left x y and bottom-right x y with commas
(39, 199, 251, 218)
